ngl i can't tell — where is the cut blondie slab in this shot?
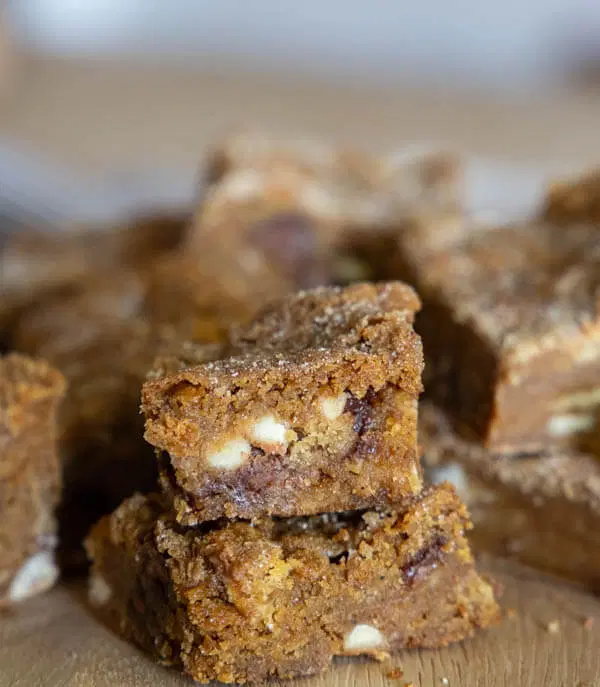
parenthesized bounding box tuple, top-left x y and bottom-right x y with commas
(86, 484, 500, 685)
(0, 210, 188, 337)
(189, 134, 462, 290)
(389, 214, 600, 454)
(143, 282, 424, 524)
(422, 402, 600, 590)
(204, 134, 461, 213)
(190, 135, 370, 290)
(0, 354, 65, 604)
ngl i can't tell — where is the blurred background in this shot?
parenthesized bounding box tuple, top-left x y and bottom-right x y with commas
(2, 0, 600, 220)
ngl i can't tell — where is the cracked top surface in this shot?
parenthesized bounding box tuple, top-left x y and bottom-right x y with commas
(14, 252, 263, 361)
(201, 134, 462, 225)
(145, 282, 423, 397)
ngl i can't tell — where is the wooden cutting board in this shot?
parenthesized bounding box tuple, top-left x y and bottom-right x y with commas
(1, 557, 599, 687)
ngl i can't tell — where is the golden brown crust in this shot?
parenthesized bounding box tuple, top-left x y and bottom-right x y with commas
(401, 220, 600, 355)
(0, 353, 66, 423)
(148, 282, 422, 392)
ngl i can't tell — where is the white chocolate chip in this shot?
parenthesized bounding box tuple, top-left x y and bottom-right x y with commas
(250, 416, 290, 452)
(334, 256, 372, 283)
(207, 439, 251, 470)
(574, 337, 600, 365)
(88, 572, 112, 607)
(300, 182, 340, 217)
(551, 386, 600, 411)
(547, 413, 596, 438)
(220, 168, 264, 201)
(428, 462, 470, 502)
(320, 392, 348, 421)
(343, 624, 387, 653)
(8, 551, 59, 603)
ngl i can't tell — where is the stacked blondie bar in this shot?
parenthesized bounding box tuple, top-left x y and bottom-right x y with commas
(1, 135, 503, 682)
(86, 283, 499, 684)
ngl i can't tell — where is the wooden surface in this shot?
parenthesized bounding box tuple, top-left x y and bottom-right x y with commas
(1, 557, 599, 687)
(3, 58, 600, 687)
(3, 57, 600, 178)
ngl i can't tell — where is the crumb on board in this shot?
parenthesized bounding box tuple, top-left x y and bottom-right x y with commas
(546, 620, 560, 635)
(386, 667, 404, 679)
(583, 616, 595, 631)
(506, 607, 517, 620)
(441, 679, 449, 686)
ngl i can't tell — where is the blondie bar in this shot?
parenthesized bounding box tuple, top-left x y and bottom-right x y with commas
(0, 209, 188, 337)
(0, 354, 65, 604)
(204, 134, 460, 218)
(390, 215, 600, 453)
(143, 282, 424, 524)
(190, 135, 462, 290)
(190, 137, 367, 291)
(422, 403, 600, 590)
(86, 484, 499, 685)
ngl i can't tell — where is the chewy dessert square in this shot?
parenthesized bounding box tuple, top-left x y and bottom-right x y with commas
(391, 216, 600, 453)
(190, 135, 379, 291)
(86, 484, 500, 685)
(188, 134, 461, 291)
(143, 282, 424, 524)
(0, 354, 65, 604)
(422, 403, 600, 591)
